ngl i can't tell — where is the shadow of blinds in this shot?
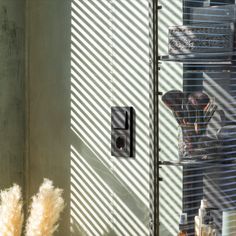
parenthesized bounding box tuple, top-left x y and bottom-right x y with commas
(70, 0, 154, 235)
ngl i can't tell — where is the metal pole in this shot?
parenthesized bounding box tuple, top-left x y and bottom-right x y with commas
(153, 0, 159, 235)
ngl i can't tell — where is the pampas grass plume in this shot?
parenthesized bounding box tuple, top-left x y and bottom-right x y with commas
(0, 184, 24, 236)
(25, 178, 65, 236)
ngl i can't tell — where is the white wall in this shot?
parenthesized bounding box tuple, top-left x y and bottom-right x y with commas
(70, 0, 153, 235)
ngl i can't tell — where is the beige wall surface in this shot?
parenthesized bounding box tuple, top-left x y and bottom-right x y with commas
(27, 0, 71, 235)
(0, 0, 25, 189)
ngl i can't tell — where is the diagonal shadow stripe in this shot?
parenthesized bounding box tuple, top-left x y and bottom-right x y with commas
(70, 210, 96, 236)
(71, 41, 152, 116)
(71, 0, 153, 235)
(71, 58, 154, 158)
(70, 118, 150, 203)
(71, 27, 150, 104)
(70, 133, 149, 211)
(72, 2, 150, 70)
(71, 168, 143, 235)
(71, 80, 151, 168)
(77, 0, 150, 50)
(71, 142, 150, 234)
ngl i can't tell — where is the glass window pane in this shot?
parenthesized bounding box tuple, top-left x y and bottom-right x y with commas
(158, 1, 236, 235)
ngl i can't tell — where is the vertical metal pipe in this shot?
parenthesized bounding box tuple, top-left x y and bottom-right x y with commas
(153, 0, 159, 235)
